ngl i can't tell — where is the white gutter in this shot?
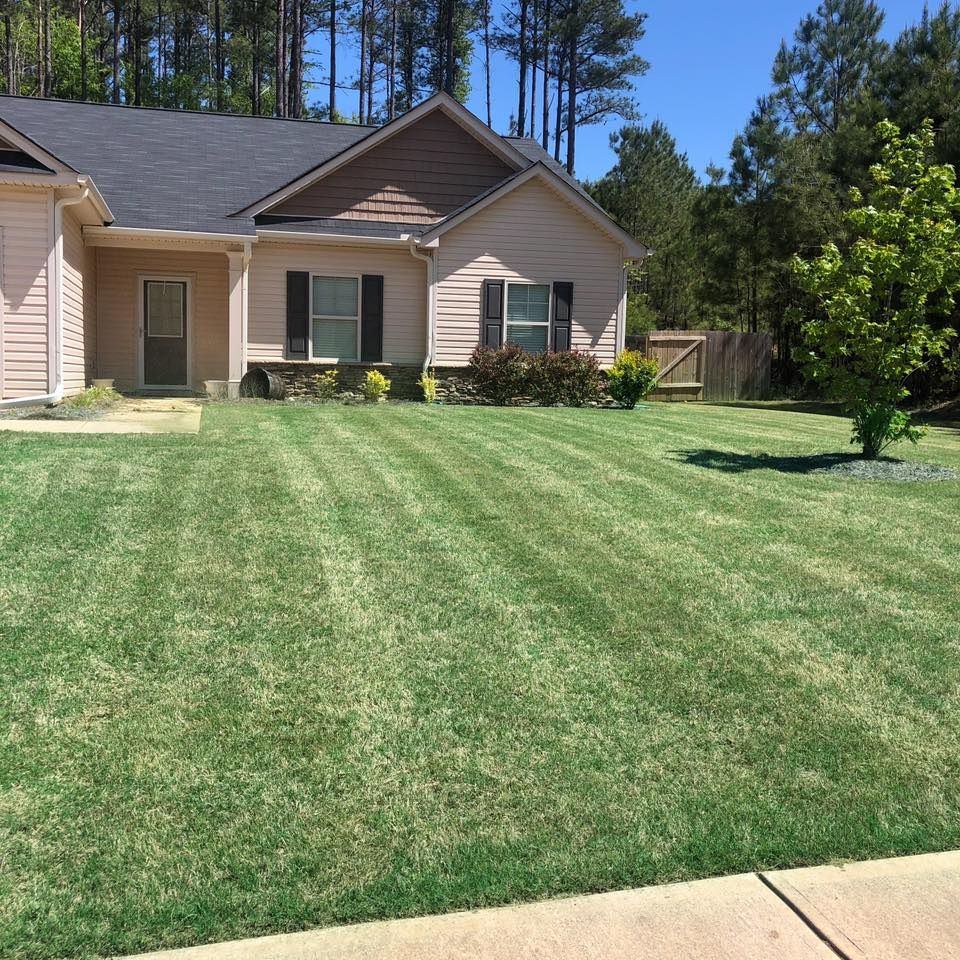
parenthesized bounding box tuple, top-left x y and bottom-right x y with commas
(257, 229, 412, 247)
(0, 185, 89, 409)
(85, 225, 255, 244)
(408, 238, 437, 372)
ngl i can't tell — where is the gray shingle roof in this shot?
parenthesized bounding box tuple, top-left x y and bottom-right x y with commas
(0, 96, 375, 235)
(0, 97, 609, 240)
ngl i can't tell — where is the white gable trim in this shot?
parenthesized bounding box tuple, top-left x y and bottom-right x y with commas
(418, 163, 649, 259)
(0, 117, 76, 174)
(235, 93, 529, 219)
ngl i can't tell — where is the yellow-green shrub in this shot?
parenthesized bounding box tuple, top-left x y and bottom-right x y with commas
(418, 370, 438, 403)
(314, 369, 338, 401)
(607, 350, 659, 409)
(362, 369, 391, 402)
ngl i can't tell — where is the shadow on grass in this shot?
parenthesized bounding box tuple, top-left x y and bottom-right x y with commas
(673, 448, 862, 475)
(707, 400, 846, 418)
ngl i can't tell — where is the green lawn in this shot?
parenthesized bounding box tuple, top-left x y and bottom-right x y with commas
(2, 402, 959, 959)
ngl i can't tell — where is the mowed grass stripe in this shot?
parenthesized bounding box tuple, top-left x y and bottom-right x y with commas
(0, 402, 958, 959)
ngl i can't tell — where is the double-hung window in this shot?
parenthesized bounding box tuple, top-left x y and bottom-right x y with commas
(311, 275, 359, 361)
(505, 282, 550, 353)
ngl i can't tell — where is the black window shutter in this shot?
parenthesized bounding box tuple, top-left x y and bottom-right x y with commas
(482, 279, 504, 349)
(286, 271, 309, 359)
(552, 282, 573, 352)
(361, 275, 384, 362)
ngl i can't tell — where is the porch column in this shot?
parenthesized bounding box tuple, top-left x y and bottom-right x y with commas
(226, 248, 248, 399)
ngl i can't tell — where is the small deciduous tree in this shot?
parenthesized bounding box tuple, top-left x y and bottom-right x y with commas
(792, 119, 959, 458)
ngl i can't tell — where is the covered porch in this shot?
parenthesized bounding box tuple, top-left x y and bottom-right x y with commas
(86, 229, 249, 397)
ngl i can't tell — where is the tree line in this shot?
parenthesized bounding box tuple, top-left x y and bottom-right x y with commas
(588, 0, 960, 396)
(0, 0, 646, 173)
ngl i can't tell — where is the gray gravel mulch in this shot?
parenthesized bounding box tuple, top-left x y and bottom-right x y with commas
(811, 458, 959, 482)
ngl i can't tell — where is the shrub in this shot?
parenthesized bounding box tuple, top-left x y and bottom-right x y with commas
(852, 401, 926, 460)
(607, 350, 659, 409)
(313, 369, 339, 401)
(64, 385, 122, 408)
(418, 370, 438, 403)
(528, 350, 603, 406)
(467, 344, 532, 405)
(362, 369, 391, 402)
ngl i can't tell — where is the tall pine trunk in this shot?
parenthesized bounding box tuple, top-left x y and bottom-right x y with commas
(275, 0, 287, 116)
(388, 0, 397, 119)
(553, 47, 564, 162)
(366, 12, 374, 121)
(253, 0, 262, 114)
(288, 0, 302, 117)
(3, 13, 12, 95)
(79, 0, 88, 99)
(529, 0, 538, 138)
(328, 0, 336, 119)
(214, 0, 223, 109)
(112, 0, 121, 103)
(540, 0, 550, 150)
(443, 0, 454, 94)
(564, 4, 576, 175)
(44, 0, 53, 96)
(516, 0, 527, 135)
(133, 0, 142, 104)
(483, 0, 491, 126)
(358, 0, 367, 122)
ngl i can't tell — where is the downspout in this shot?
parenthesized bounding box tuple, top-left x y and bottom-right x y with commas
(407, 237, 436, 372)
(241, 241, 251, 373)
(0, 182, 89, 409)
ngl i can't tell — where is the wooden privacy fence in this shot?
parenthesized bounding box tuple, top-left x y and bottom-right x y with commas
(626, 330, 772, 402)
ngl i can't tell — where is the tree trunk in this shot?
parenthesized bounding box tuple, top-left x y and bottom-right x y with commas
(133, 0, 143, 104)
(3, 14, 11, 96)
(112, 0, 121, 103)
(275, 0, 287, 116)
(388, 0, 396, 119)
(156, 0, 163, 92)
(214, 0, 223, 109)
(516, 0, 528, 135)
(444, 0, 454, 94)
(253, 0, 262, 114)
(564, 4, 576, 175)
(529, 0, 538, 138)
(328, 0, 336, 119)
(43, 0, 53, 96)
(540, 0, 550, 150)
(483, 0, 491, 126)
(553, 48, 564, 162)
(366, 9, 374, 121)
(288, 0, 302, 117)
(79, 0, 88, 99)
(358, 0, 367, 123)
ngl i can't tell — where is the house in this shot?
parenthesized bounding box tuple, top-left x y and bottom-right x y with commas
(0, 91, 647, 405)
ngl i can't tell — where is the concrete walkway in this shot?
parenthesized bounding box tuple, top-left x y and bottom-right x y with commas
(0, 397, 202, 434)
(125, 851, 960, 960)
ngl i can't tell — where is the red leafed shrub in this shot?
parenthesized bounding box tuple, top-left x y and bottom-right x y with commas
(467, 345, 603, 406)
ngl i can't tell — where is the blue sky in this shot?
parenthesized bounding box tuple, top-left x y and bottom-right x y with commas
(305, 1, 930, 181)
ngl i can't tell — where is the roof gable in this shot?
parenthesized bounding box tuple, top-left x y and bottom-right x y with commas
(0, 117, 73, 175)
(238, 93, 529, 219)
(420, 163, 648, 258)
(267, 108, 516, 224)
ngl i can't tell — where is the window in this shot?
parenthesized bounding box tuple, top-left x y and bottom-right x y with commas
(505, 283, 550, 353)
(311, 275, 359, 360)
(145, 280, 185, 338)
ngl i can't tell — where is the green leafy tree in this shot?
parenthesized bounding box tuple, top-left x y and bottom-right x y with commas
(792, 119, 959, 457)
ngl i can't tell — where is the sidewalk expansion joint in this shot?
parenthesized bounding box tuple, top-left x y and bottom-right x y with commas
(756, 872, 854, 960)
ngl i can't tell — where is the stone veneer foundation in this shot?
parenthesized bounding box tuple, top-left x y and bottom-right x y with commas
(247, 362, 485, 403)
(247, 362, 617, 406)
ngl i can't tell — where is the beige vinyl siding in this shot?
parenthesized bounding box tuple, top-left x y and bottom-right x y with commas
(61, 206, 94, 395)
(434, 178, 623, 367)
(248, 242, 427, 365)
(96, 248, 229, 390)
(271, 110, 514, 224)
(0, 187, 50, 399)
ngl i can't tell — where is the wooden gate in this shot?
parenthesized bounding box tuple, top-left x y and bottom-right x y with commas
(646, 334, 706, 401)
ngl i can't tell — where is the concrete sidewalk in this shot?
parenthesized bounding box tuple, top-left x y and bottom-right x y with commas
(0, 397, 202, 434)
(125, 851, 960, 960)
